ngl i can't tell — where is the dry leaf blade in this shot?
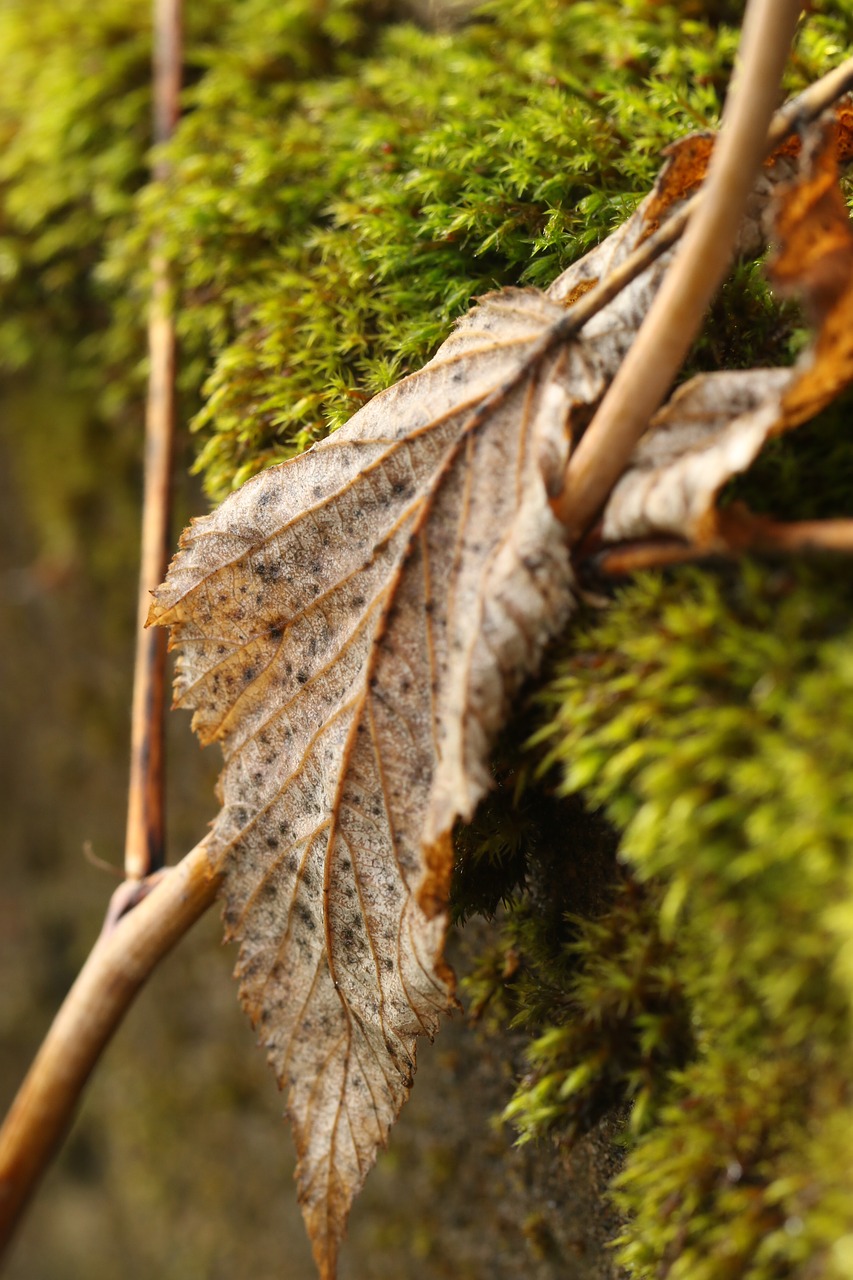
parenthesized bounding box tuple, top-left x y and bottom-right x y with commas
(150, 286, 580, 1277)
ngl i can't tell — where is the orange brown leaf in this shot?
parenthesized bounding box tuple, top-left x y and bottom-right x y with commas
(601, 115, 853, 548)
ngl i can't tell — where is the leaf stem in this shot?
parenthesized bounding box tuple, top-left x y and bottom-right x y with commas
(0, 843, 220, 1262)
(124, 0, 183, 881)
(592, 515, 853, 575)
(554, 0, 804, 540)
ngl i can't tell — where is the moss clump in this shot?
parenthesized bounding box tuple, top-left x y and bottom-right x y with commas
(725, 385, 853, 521)
(5, 0, 852, 500)
(502, 879, 693, 1145)
(125, 0, 848, 500)
(0, 0, 394, 397)
(523, 561, 853, 1278)
(453, 781, 693, 1149)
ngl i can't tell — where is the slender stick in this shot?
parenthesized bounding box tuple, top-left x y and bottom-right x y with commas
(0, 844, 221, 1260)
(593, 515, 853, 575)
(554, 0, 804, 540)
(715, 508, 853, 554)
(124, 0, 183, 881)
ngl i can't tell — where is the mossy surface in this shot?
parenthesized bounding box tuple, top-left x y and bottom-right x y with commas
(519, 562, 853, 1278)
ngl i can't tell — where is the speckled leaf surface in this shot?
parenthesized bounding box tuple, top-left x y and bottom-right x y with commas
(149, 286, 588, 1277)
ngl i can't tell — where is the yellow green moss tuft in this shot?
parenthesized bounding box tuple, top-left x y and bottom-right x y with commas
(529, 561, 853, 1276)
(5, 0, 851, 500)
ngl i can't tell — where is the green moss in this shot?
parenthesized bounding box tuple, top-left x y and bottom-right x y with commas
(612, 1055, 853, 1280)
(137, 0, 841, 502)
(5, 0, 851, 501)
(726, 385, 853, 521)
(0, 0, 393, 402)
(529, 561, 853, 1277)
(502, 879, 692, 1145)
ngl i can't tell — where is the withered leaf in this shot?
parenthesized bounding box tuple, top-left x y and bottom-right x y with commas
(149, 114, 833, 1277)
(151, 288, 581, 1278)
(602, 114, 853, 547)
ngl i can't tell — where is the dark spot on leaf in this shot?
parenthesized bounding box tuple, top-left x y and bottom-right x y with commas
(296, 902, 317, 931)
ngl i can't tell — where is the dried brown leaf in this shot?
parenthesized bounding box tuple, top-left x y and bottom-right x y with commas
(601, 115, 853, 547)
(151, 289, 583, 1278)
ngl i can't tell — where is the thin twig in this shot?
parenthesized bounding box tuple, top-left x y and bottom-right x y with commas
(124, 0, 183, 881)
(592, 513, 853, 576)
(715, 508, 853, 554)
(554, 0, 804, 540)
(0, 844, 220, 1260)
(592, 538, 712, 576)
